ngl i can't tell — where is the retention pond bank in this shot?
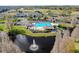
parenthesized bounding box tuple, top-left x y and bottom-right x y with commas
(14, 34, 56, 53)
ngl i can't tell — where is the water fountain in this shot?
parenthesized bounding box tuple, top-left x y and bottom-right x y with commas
(29, 39, 39, 52)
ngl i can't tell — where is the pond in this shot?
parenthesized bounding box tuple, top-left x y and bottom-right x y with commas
(14, 34, 56, 53)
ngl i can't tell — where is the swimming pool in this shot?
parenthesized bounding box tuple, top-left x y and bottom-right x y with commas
(34, 22, 52, 27)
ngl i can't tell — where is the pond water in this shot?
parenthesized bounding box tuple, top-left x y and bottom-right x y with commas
(15, 34, 55, 53)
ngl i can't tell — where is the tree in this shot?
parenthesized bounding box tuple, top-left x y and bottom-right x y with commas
(71, 26, 79, 41)
(0, 32, 22, 53)
(61, 30, 75, 53)
(51, 30, 62, 53)
(51, 30, 75, 53)
(5, 15, 13, 31)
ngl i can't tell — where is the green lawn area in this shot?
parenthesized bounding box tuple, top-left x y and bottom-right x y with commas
(0, 19, 6, 23)
(11, 26, 56, 37)
(12, 18, 22, 22)
(0, 19, 9, 32)
(0, 24, 7, 31)
(74, 38, 79, 53)
(75, 42, 79, 53)
(59, 23, 74, 28)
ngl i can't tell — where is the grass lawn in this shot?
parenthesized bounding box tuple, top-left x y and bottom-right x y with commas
(75, 42, 79, 53)
(60, 23, 74, 28)
(0, 19, 6, 23)
(74, 38, 79, 53)
(0, 24, 7, 31)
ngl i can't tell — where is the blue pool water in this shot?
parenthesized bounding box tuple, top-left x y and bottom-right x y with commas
(35, 22, 52, 27)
